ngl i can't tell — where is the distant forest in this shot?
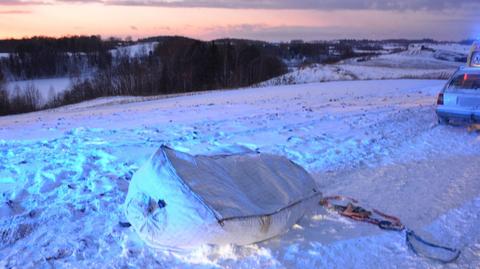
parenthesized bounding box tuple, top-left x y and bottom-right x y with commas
(0, 36, 114, 79)
(0, 35, 431, 116)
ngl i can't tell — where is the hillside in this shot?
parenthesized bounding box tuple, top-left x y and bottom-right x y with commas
(262, 43, 469, 86)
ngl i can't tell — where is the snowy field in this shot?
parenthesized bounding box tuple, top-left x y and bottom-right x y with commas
(1, 79, 480, 268)
(264, 43, 467, 86)
(261, 64, 455, 86)
(5, 77, 71, 106)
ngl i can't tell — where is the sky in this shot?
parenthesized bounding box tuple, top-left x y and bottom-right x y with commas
(0, 0, 480, 41)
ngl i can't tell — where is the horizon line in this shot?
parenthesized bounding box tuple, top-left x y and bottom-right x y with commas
(0, 34, 475, 44)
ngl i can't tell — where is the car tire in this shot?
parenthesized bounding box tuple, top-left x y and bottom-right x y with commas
(437, 116, 449, 125)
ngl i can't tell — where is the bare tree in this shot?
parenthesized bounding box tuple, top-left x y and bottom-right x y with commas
(47, 85, 56, 105)
(23, 82, 41, 110)
(9, 83, 40, 113)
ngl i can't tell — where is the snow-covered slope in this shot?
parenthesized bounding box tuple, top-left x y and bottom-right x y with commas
(265, 43, 468, 86)
(427, 43, 471, 55)
(112, 42, 158, 58)
(0, 80, 479, 268)
(6, 77, 71, 105)
(354, 45, 465, 69)
(262, 64, 454, 86)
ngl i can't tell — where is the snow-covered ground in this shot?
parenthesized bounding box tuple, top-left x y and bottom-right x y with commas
(5, 77, 71, 105)
(1, 79, 479, 268)
(265, 43, 468, 86)
(262, 64, 455, 86)
(351, 44, 465, 70)
(427, 43, 471, 55)
(111, 42, 158, 58)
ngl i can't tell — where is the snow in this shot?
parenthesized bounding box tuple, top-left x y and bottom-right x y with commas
(0, 79, 479, 268)
(1, 42, 157, 106)
(5, 77, 71, 105)
(112, 42, 158, 58)
(426, 43, 471, 55)
(264, 43, 467, 86)
(262, 64, 454, 86)
(356, 47, 463, 69)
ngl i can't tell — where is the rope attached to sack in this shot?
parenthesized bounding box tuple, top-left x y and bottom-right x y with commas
(405, 229, 461, 263)
(320, 195, 461, 263)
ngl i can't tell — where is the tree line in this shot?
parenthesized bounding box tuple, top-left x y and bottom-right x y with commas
(47, 37, 287, 107)
(0, 36, 370, 116)
(0, 36, 115, 80)
(0, 36, 288, 115)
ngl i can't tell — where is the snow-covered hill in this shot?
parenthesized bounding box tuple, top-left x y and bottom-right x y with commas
(261, 64, 454, 86)
(111, 42, 158, 58)
(264, 43, 469, 86)
(1, 80, 479, 268)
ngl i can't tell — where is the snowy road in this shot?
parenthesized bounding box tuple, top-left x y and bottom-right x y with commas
(1, 80, 479, 268)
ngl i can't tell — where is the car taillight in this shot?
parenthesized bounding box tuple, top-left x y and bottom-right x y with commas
(437, 93, 444, 105)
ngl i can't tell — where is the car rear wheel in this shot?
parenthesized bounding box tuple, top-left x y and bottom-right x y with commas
(438, 116, 449, 125)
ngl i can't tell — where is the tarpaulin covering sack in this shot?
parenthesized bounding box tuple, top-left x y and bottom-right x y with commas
(124, 145, 321, 249)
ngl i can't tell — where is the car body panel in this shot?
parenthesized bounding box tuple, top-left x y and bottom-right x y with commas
(435, 67, 480, 122)
(436, 105, 480, 121)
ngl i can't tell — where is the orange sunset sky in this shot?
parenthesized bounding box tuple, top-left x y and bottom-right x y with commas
(1, 1, 480, 41)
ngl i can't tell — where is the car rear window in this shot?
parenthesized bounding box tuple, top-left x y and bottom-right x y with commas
(448, 73, 480, 90)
